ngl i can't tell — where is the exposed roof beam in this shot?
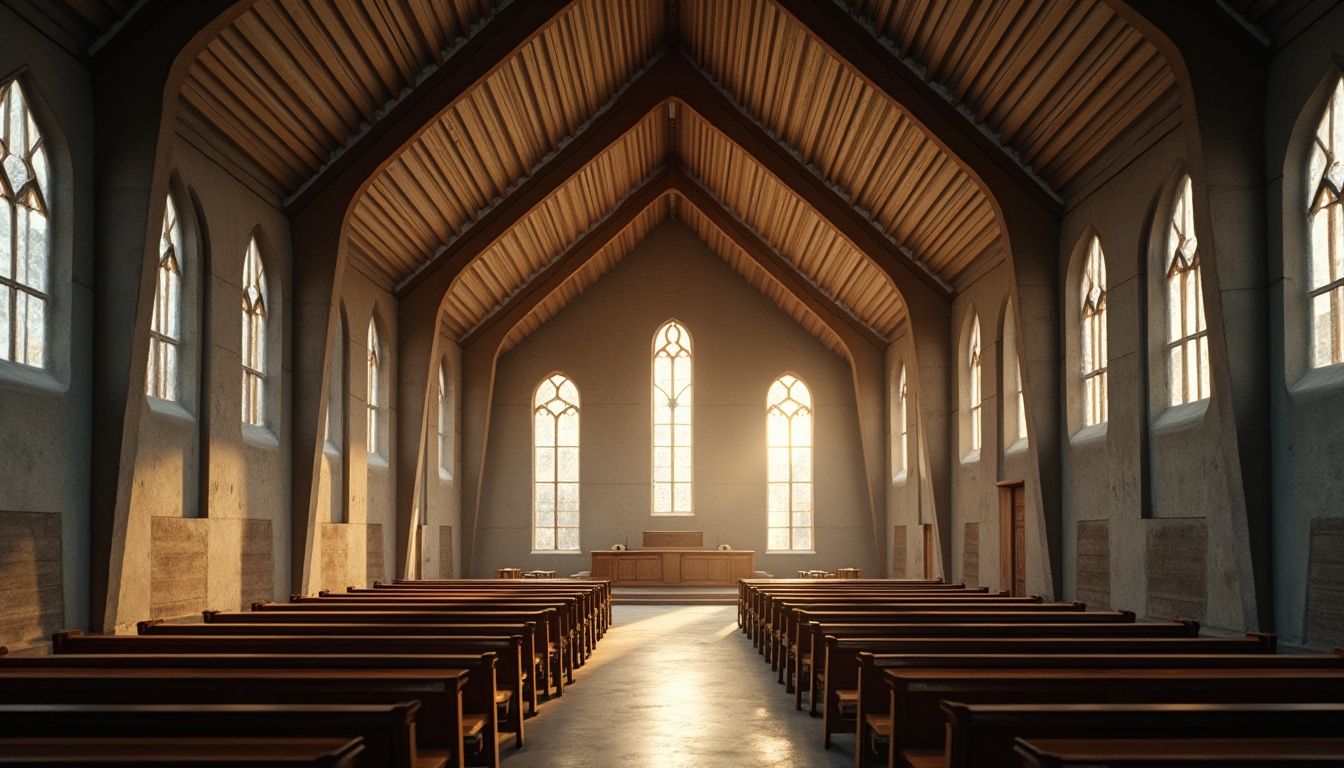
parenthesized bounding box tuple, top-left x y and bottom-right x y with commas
(461, 166, 676, 348)
(668, 52, 952, 304)
(393, 50, 678, 302)
(773, 0, 1064, 218)
(668, 169, 888, 350)
(284, 0, 577, 215)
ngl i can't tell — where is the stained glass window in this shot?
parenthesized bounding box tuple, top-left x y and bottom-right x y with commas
(767, 374, 812, 551)
(0, 79, 50, 368)
(1309, 78, 1344, 368)
(652, 321, 692, 515)
(1081, 237, 1108, 426)
(147, 194, 182, 400)
(240, 238, 267, 426)
(534, 373, 579, 551)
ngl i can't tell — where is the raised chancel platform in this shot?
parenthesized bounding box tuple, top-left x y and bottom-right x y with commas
(590, 549, 755, 587)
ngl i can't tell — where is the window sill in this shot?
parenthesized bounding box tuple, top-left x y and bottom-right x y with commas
(438, 468, 454, 483)
(242, 422, 278, 448)
(367, 453, 390, 470)
(147, 395, 194, 422)
(0, 359, 66, 394)
(891, 469, 908, 485)
(960, 449, 981, 465)
(651, 511, 694, 517)
(323, 439, 341, 458)
(767, 550, 817, 555)
(1069, 422, 1108, 446)
(1291, 361, 1344, 398)
(530, 550, 584, 555)
(1004, 437, 1029, 456)
(1152, 398, 1209, 431)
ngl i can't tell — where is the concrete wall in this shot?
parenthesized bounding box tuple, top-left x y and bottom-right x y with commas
(0, 5, 94, 651)
(1264, 5, 1344, 647)
(471, 221, 876, 578)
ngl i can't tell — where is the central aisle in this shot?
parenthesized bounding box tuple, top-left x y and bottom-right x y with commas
(501, 604, 855, 767)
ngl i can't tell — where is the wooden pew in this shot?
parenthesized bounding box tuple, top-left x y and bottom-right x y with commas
(0, 702, 437, 768)
(820, 633, 1278, 748)
(736, 579, 964, 630)
(856, 650, 1344, 767)
(289, 595, 585, 672)
(256, 599, 572, 685)
(1013, 736, 1344, 767)
(240, 606, 566, 695)
(361, 583, 610, 643)
(796, 619, 1200, 705)
(745, 588, 996, 642)
(0, 736, 366, 767)
(153, 619, 541, 716)
(0, 667, 467, 768)
(932, 702, 1344, 768)
(49, 632, 504, 768)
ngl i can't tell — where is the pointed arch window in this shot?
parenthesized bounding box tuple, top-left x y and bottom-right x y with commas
(1166, 176, 1210, 403)
(1, 79, 50, 368)
(1081, 237, 1108, 426)
(768, 374, 812, 551)
(325, 313, 343, 451)
(438, 361, 453, 480)
(240, 238, 268, 426)
(1003, 303, 1028, 447)
(147, 194, 183, 400)
(1309, 78, 1344, 368)
(366, 319, 382, 456)
(534, 373, 579, 551)
(652, 321, 692, 515)
(893, 365, 908, 480)
(968, 316, 983, 454)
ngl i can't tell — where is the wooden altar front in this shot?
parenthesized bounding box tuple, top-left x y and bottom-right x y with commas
(590, 549, 755, 586)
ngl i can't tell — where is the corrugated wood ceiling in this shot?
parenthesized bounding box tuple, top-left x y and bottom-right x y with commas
(850, 0, 1177, 193)
(52, 0, 1200, 351)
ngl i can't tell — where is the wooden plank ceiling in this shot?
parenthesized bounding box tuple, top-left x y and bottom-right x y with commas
(64, 0, 1194, 352)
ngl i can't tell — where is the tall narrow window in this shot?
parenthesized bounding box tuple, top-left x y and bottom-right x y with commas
(240, 238, 267, 425)
(438, 361, 453, 479)
(366, 319, 382, 456)
(767, 374, 812, 551)
(893, 365, 908, 480)
(652, 321, 692, 515)
(967, 316, 983, 453)
(1081, 237, 1108, 426)
(534, 373, 579, 551)
(325, 313, 343, 450)
(147, 194, 183, 400)
(1003, 303, 1028, 447)
(1167, 176, 1210, 404)
(1309, 78, 1344, 368)
(0, 79, 50, 368)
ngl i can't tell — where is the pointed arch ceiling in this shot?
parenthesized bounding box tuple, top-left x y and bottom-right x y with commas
(57, 0, 1222, 352)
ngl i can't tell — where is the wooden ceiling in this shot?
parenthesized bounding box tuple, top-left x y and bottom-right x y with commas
(52, 0, 1274, 353)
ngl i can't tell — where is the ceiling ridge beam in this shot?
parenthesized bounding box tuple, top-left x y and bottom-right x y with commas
(461, 166, 675, 348)
(668, 168, 888, 349)
(666, 52, 952, 303)
(394, 50, 680, 302)
(284, 0, 578, 215)
(462, 168, 677, 352)
(772, 0, 1064, 218)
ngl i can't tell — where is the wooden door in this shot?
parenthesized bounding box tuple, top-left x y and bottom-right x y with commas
(999, 481, 1027, 596)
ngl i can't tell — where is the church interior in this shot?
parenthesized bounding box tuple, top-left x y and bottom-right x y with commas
(3, 1, 1344, 761)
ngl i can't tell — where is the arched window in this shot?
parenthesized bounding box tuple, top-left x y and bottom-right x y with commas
(893, 365, 908, 480)
(1, 79, 50, 368)
(967, 315, 983, 454)
(534, 373, 579, 551)
(366, 318, 382, 456)
(652, 320, 692, 515)
(1081, 237, 1108, 426)
(767, 374, 812, 551)
(1309, 78, 1344, 368)
(240, 237, 268, 425)
(438, 361, 453, 480)
(1003, 302, 1027, 447)
(147, 194, 183, 400)
(1166, 176, 1209, 403)
(325, 312, 343, 450)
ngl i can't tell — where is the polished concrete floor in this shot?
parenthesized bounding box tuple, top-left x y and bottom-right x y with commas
(499, 604, 855, 767)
